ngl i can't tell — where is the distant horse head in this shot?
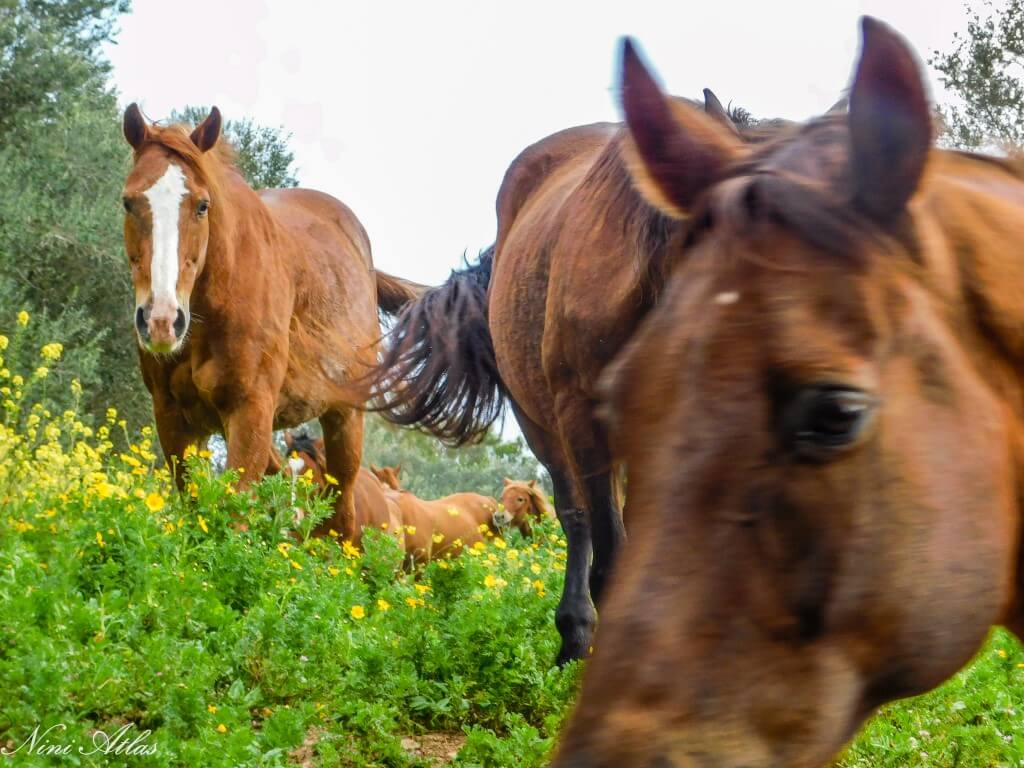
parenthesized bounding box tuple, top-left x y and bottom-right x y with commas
(283, 431, 327, 487)
(497, 478, 554, 535)
(121, 105, 228, 353)
(369, 464, 403, 492)
(553, 17, 1024, 768)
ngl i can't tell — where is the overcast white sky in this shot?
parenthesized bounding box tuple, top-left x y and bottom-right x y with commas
(105, 0, 971, 287)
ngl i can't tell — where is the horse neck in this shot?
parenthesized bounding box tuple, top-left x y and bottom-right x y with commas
(193, 170, 280, 309)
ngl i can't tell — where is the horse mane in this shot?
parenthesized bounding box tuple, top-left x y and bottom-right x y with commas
(507, 481, 554, 519)
(687, 114, 1024, 265)
(133, 123, 242, 204)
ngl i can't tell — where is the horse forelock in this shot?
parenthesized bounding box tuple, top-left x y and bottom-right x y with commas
(131, 123, 238, 205)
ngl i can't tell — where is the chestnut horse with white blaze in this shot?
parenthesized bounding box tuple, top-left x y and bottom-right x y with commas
(121, 105, 420, 540)
(553, 17, 1024, 768)
(496, 478, 555, 537)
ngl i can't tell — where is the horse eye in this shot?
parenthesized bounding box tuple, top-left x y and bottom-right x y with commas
(785, 387, 876, 462)
(197, 200, 210, 216)
(123, 198, 132, 214)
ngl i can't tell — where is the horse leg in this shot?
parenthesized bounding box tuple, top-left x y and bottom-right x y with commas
(152, 392, 204, 491)
(319, 407, 363, 542)
(510, 402, 593, 665)
(554, 393, 627, 606)
(223, 395, 275, 487)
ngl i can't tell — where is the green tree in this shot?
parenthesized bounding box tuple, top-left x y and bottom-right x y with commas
(0, 0, 129, 143)
(170, 106, 299, 189)
(931, 0, 1024, 148)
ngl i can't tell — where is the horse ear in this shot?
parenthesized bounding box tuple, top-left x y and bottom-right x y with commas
(370, 464, 379, 473)
(702, 88, 739, 136)
(190, 106, 222, 153)
(123, 103, 149, 150)
(528, 479, 538, 489)
(848, 17, 931, 222)
(394, 464, 402, 477)
(620, 37, 741, 218)
(503, 477, 512, 486)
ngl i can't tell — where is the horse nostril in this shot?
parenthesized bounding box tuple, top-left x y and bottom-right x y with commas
(135, 306, 149, 339)
(173, 308, 187, 337)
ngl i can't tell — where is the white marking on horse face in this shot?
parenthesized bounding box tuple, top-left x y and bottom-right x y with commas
(492, 509, 513, 527)
(288, 456, 306, 476)
(714, 291, 740, 305)
(143, 162, 188, 303)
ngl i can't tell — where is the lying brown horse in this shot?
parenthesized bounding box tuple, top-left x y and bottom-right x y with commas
(367, 87, 758, 661)
(369, 465, 499, 563)
(494, 478, 555, 537)
(553, 18, 1024, 768)
(282, 432, 403, 548)
(121, 106, 420, 541)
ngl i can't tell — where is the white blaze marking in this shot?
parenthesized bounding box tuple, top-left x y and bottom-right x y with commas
(714, 291, 740, 305)
(143, 163, 188, 302)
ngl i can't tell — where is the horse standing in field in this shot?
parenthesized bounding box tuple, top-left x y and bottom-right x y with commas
(120, 106, 420, 541)
(368, 465, 499, 563)
(551, 18, 1024, 768)
(494, 478, 555, 537)
(282, 432, 404, 548)
(367, 88, 757, 662)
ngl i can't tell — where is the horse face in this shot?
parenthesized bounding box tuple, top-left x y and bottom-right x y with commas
(552, 19, 1019, 768)
(121, 105, 221, 354)
(499, 484, 531, 526)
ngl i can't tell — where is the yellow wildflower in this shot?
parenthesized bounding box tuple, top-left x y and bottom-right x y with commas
(472, 541, 486, 551)
(40, 342, 63, 361)
(327, 566, 340, 577)
(328, 529, 339, 538)
(216, 724, 227, 734)
(144, 493, 165, 512)
(324, 473, 338, 485)
(377, 598, 391, 611)
(207, 705, 218, 714)
(183, 444, 198, 459)
(33, 366, 48, 380)
(198, 515, 209, 534)
(342, 540, 359, 558)
(530, 563, 542, 574)
(447, 507, 459, 516)
(432, 533, 444, 544)
(350, 605, 366, 619)
(404, 525, 416, 535)
(493, 538, 507, 549)
(289, 559, 302, 571)
(415, 584, 431, 594)
(17, 310, 29, 326)
(0, 335, 7, 350)
(95, 531, 105, 548)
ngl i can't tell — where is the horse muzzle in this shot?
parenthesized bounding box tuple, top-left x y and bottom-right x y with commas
(136, 297, 188, 353)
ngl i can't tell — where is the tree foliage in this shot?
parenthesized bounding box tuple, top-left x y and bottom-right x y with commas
(931, 0, 1024, 148)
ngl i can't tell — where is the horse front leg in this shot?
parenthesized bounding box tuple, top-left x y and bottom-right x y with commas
(152, 390, 204, 492)
(223, 394, 275, 488)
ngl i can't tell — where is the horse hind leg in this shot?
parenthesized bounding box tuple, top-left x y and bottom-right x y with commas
(318, 407, 363, 542)
(510, 402, 594, 665)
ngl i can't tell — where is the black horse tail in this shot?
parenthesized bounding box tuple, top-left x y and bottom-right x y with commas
(366, 246, 504, 446)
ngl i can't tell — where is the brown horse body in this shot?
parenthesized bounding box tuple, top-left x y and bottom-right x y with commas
(121, 108, 419, 540)
(369, 465, 499, 563)
(371, 121, 689, 662)
(552, 18, 1024, 768)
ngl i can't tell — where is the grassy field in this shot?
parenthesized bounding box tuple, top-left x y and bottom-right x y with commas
(2, 326, 1024, 767)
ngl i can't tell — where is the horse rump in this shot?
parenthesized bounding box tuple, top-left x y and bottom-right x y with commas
(367, 247, 504, 446)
